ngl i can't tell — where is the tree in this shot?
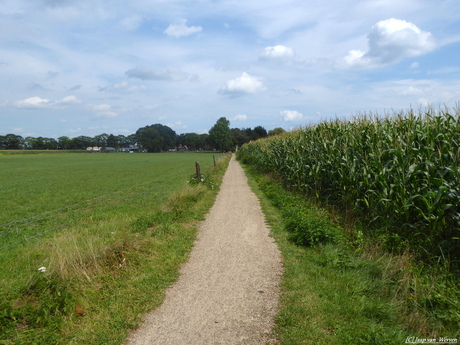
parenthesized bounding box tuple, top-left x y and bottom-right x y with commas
(94, 133, 109, 147)
(177, 132, 204, 150)
(268, 127, 286, 136)
(71, 136, 94, 149)
(106, 134, 118, 147)
(231, 128, 249, 148)
(136, 124, 176, 152)
(1, 134, 23, 149)
(209, 117, 232, 152)
(126, 134, 138, 146)
(58, 136, 72, 149)
(252, 126, 268, 140)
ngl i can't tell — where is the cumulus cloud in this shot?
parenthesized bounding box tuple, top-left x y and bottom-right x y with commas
(125, 67, 188, 81)
(166, 121, 187, 130)
(261, 45, 295, 60)
(16, 97, 51, 108)
(88, 104, 118, 118)
(164, 19, 202, 37)
(56, 95, 80, 105)
(281, 110, 303, 122)
(232, 114, 248, 122)
(401, 86, 423, 96)
(343, 18, 436, 68)
(219, 72, 266, 97)
(16, 95, 80, 109)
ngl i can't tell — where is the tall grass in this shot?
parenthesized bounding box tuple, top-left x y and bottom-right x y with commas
(238, 109, 460, 266)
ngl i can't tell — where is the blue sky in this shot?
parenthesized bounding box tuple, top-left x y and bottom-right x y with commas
(1, 0, 460, 138)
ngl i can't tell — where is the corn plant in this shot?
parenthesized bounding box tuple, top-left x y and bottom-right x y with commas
(237, 109, 460, 266)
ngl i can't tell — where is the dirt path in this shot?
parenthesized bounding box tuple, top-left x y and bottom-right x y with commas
(125, 154, 282, 345)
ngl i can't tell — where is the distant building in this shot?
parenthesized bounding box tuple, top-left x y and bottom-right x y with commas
(120, 145, 140, 153)
(87, 147, 102, 152)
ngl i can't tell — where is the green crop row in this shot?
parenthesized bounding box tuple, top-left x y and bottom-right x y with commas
(237, 110, 460, 265)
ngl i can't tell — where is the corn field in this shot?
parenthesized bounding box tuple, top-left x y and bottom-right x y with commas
(237, 109, 460, 265)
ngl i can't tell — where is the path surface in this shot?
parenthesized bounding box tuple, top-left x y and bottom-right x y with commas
(125, 154, 282, 345)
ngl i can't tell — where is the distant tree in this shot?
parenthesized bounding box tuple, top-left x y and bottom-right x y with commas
(23, 136, 35, 149)
(1, 134, 23, 149)
(71, 136, 94, 149)
(106, 134, 118, 147)
(268, 127, 286, 136)
(209, 117, 232, 152)
(244, 128, 252, 140)
(112, 134, 131, 148)
(94, 133, 109, 147)
(200, 133, 212, 151)
(231, 128, 249, 148)
(252, 126, 268, 140)
(58, 136, 72, 149)
(28, 137, 58, 150)
(177, 132, 203, 150)
(126, 134, 138, 146)
(136, 124, 176, 152)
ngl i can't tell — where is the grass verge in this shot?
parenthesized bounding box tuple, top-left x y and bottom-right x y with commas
(0, 153, 231, 345)
(241, 164, 459, 345)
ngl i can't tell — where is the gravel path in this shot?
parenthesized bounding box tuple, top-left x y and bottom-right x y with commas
(125, 154, 282, 345)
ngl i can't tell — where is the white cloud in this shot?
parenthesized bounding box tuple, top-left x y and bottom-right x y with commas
(56, 95, 80, 105)
(89, 104, 119, 118)
(343, 18, 437, 68)
(164, 19, 202, 38)
(261, 45, 295, 60)
(16, 95, 80, 109)
(232, 114, 248, 122)
(401, 86, 423, 96)
(281, 110, 303, 122)
(126, 67, 188, 81)
(16, 97, 51, 108)
(166, 121, 187, 131)
(343, 49, 370, 67)
(219, 72, 266, 97)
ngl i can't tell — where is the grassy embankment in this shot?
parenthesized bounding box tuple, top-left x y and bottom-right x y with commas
(238, 109, 459, 344)
(0, 151, 230, 344)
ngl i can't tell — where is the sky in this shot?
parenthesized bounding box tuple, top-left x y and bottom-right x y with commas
(1, 0, 460, 138)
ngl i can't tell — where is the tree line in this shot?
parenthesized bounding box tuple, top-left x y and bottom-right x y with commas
(0, 118, 285, 152)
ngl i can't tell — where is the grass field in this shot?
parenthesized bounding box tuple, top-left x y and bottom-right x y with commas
(0, 151, 229, 344)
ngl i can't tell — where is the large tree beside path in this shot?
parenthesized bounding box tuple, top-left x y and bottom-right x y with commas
(209, 117, 232, 152)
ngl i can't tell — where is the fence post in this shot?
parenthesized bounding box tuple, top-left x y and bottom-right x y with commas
(213, 155, 216, 167)
(195, 162, 201, 180)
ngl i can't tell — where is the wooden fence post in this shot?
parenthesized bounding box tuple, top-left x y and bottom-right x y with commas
(213, 155, 216, 167)
(195, 162, 201, 180)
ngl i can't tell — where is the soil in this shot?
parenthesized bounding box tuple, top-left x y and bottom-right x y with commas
(125, 154, 283, 345)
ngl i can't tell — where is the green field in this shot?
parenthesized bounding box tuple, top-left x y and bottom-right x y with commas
(0, 151, 227, 344)
(0, 152, 214, 258)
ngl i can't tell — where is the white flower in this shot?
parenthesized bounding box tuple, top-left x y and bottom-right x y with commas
(38, 266, 47, 273)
